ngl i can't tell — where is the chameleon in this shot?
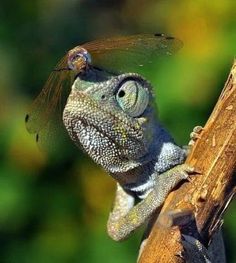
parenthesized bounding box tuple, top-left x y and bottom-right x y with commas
(62, 69, 226, 262)
(25, 34, 226, 262)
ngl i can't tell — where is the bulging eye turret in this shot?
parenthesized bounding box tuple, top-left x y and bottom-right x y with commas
(116, 79, 149, 117)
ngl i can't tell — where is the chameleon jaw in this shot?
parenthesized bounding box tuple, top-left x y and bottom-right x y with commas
(63, 96, 148, 174)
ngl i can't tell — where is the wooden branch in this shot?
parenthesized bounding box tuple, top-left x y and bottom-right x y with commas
(138, 61, 236, 263)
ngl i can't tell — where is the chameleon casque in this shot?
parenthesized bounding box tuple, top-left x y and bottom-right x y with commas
(26, 34, 226, 262)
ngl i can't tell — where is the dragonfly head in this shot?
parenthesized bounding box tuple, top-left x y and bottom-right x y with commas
(67, 47, 92, 72)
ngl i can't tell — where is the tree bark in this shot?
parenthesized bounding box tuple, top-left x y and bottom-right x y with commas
(138, 61, 236, 263)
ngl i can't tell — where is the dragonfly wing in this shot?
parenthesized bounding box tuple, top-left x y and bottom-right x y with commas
(34, 111, 68, 154)
(25, 55, 70, 134)
(82, 34, 183, 73)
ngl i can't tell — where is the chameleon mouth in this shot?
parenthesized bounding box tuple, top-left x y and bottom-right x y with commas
(80, 117, 118, 143)
(65, 114, 129, 168)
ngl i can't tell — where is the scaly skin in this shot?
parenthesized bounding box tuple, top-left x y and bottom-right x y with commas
(63, 68, 225, 262)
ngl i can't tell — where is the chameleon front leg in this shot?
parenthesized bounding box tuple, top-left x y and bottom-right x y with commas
(107, 164, 194, 241)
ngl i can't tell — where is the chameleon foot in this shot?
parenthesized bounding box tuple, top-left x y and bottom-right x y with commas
(154, 164, 195, 199)
(166, 164, 195, 180)
(189, 126, 203, 146)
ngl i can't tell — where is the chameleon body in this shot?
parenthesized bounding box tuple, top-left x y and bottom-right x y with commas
(63, 68, 188, 236)
(62, 68, 225, 262)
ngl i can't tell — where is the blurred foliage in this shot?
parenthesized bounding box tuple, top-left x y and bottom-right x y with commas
(0, 0, 235, 262)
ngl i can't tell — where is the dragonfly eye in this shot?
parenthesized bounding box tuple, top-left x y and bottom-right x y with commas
(116, 79, 149, 117)
(68, 53, 84, 71)
(68, 48, 92, 71)
(72, 53, 82, 61)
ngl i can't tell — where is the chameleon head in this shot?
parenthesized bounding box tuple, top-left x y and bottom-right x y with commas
(63, 69, 158, 174)
(67, 47, 92, 72)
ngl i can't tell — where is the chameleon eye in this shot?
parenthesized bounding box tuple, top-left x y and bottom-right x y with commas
(116, 79, 149, 117)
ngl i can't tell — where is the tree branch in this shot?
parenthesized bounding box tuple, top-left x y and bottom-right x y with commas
(138, 60, 236, 263)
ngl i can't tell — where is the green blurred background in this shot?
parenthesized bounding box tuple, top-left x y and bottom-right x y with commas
(0, 0, 236, 262)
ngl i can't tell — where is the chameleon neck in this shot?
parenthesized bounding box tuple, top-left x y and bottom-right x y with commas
(110, 123, 186, 199)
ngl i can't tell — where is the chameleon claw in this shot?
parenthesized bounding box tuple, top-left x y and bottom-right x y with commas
(175, 164, 195, 180)
(193, 125, 204, 134)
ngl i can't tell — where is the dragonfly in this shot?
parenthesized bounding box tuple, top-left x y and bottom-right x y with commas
(25, 33, 183, 146)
